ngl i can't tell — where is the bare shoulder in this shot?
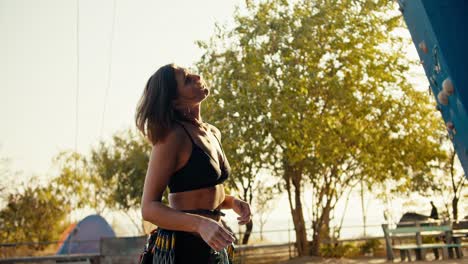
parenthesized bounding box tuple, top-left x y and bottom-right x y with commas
(142, 124, 187, 204)
(206, 123, 222, 140)
(151, 124, 186, 155)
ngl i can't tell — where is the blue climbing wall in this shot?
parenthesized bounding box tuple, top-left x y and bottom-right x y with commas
(398, 0, 468, 178)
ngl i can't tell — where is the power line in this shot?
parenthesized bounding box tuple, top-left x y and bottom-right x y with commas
(74, 0, 80, 155)
(72, 0, 80, 222)
(100, 0, 117, 139)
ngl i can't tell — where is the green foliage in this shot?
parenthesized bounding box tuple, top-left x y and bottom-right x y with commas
(413, 139, 466, 220)
(321, 239, 382, 258)
(0, 178, 69, 252)
(320, 242, 360, 258)
(197, 0, 447, 255)
(51, 129, 154, 212)
(89, 129, 154, 210)
(51, 151, 102, 212)
(49, 128, 163, 234)
(359, 238, 381, 255)
(0, 157, 9, 198)
(200, 0, 445, 184)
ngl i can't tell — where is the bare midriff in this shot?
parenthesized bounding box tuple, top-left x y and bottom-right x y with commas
(169, 184, 225, 223)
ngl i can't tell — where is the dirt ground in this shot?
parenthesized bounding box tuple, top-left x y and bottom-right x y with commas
(279, 256, 468, 264)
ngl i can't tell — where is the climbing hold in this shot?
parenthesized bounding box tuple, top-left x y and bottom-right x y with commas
(442, 78, 454, 95)
(446, 121, 454, 130)
(437, 91, 449, 105)
(433, 46, 441, 74)
(418, 41, 428, 54)
(430, 76, 438, 87)
(446, 122, 457, 135)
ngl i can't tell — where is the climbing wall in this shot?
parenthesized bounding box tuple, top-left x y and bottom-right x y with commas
(398, 0, 468, 178)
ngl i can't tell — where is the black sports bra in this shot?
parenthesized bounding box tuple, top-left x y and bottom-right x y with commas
(168, 122, 231, 193)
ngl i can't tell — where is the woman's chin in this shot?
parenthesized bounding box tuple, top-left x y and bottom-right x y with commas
(198, 89, 209, 102)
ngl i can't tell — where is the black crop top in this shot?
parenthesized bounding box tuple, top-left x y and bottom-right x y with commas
(168, 122, 231, 193)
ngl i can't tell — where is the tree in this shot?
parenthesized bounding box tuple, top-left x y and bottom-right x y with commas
(197, 33, 277, 244)
(49, 129, 152, 234)
(89, 128, 152, 234)
(0, 156, 11, 204)
(445, 149, 466, 221)
(0, 177, 69, 257)
(410, 137, 466, 221)
(197, 0, 446, 256)
(51, 150, 109, 215)
(253, 178, 277, 241)
(0, 156, 23, 206)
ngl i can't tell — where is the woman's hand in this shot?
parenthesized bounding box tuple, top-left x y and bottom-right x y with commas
(197, 217, 235, 252)
(232, 198, 252, 225)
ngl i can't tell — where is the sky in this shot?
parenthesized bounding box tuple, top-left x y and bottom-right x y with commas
(2, 0, 463, 240)
(0, 0, 243, 183)
(0, 0, 428, 186)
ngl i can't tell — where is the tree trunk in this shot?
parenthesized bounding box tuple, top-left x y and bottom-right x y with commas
(310, 196, 332, 256)
(452, 196, 459, 221)
(242, 220, 253, 244)
(285, 164, 309, 256)
(260, 222, 264, 241)
(360, 180, 367, 237)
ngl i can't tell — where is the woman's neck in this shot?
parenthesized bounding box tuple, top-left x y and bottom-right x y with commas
(179, 104, 204, 126)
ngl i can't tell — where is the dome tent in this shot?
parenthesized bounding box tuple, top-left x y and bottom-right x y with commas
(57, 214, 116, 254)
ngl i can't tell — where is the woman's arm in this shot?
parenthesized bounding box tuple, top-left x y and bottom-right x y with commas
(220, 195, 235, 209)
(220, 194, 252, 225)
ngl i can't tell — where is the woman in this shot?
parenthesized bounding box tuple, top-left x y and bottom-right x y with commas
(135, 63, 252, 263)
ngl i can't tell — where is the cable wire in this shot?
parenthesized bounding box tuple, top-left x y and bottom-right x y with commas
(74, 0, 80, 156)
(100, 0, 117, 139)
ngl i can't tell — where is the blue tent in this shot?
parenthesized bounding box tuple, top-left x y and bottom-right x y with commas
(56, 214, 116, 254)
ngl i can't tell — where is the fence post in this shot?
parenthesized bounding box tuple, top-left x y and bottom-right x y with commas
(288, 218, 291, 259)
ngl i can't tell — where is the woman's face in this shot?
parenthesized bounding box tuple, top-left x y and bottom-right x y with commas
(173, 65, 209, 106)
